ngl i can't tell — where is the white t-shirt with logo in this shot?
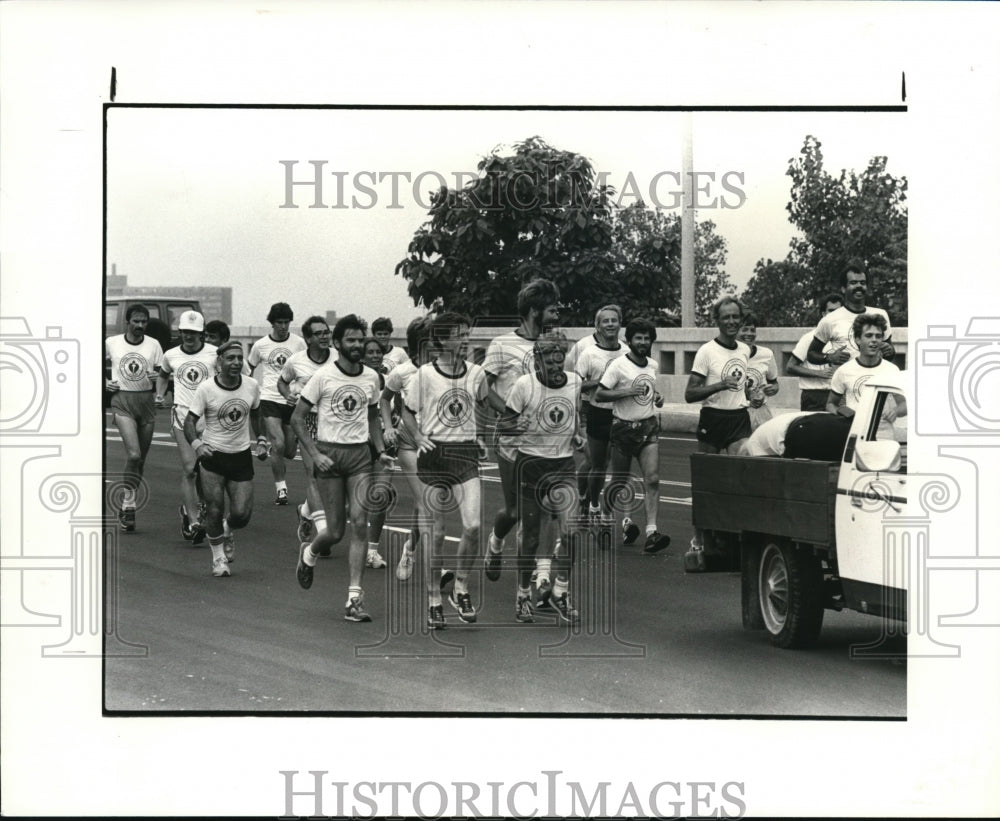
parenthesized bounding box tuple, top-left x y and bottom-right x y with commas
(599, 354, 660, 422)
(248, 333, 306, 403)
(830, 357, 900, 412)
(813, 305, 892, 360)
(382, 345, 410, 372)
(189, 375, 261, 453)
(409, 360, 488, 443)
(160, 343, 218, 408)
(691, 339, 751, 411)
(505, 371, 581, 459)
(575, 342, 627, 409)
(300, 361, 381, 445)
(105, 334, 163, 392)
(745, 345, 778, 404)
(483, 331, 536, 402)
(280, 348, 332, 415)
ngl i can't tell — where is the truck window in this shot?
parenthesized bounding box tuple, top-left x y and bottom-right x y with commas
(166, 304, 193, 332)
(105, 304, 119, 330)
(870, 390, 907, 473)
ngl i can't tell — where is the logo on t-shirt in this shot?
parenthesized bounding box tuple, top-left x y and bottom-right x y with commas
(721, 359, 747, 391)
(330, 385, 367, 421)
(217, 398, 250, 432)
(119, 352, 149, 385)
(631, 374, 656, 405)
(745, 365, 765, 397)
(179, 361, 211, 391)
(267, 347, 293, 369)
(851, 375, 872, 403)
(538, 396, 575, 434)
(436, 388, 474, 428)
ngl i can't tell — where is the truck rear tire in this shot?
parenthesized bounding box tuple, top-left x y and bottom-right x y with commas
(741, 541, 764, 630)
(758, 540, 824, 649)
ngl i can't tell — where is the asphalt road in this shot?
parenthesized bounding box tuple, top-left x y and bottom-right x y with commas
(104, 408, 905, 717)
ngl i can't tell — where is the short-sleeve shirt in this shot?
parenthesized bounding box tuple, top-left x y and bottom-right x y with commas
(830, 357, 900, 412)
(506, 371, 581, 459)
(160, 343, 217, 408)
(745, 345, 778, 404)
(385, 359, 418, 417)
(483, 331, 537, 402)
(743, 411, 816, 457)
(300, 361, 381, 445)
(599, 354, 660, 421)
(189, 375, 261, 453)
(576, 342, 627, 409)
(791, 330, 835, 391)
(382, 345, 410, 372)
(409, 360, 487, 442)
(813, 305, 892, 359)
(280, 349, 332, 413)
(105, 334, 163, 392)
(691, 339, 751, 410)
(248, 333, 306, 403)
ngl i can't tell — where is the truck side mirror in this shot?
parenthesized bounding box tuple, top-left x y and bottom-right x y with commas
(854, 439, 902, 473)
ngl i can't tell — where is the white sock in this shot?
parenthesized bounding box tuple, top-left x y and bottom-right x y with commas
(313, 512, 327, 536)
(303, 545, 318, 566)
(535, 557, 552, 583)
(346, 586, 362, 606)
(276, 481, 287, 492)
(646, 524, 656, 536)
(553, 577, 569, 599)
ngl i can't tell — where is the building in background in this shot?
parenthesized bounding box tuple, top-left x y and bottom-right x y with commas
(107, 273, 232, 323)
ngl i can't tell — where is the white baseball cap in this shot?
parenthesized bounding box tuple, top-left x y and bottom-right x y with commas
(178, 310, 205, 332)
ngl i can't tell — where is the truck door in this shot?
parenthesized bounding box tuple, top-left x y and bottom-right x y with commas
(835, 388, 908, 613)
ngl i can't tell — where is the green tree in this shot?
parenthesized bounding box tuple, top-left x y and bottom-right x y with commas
(396, 137, 733, 326)
(785, 135, 908, 322)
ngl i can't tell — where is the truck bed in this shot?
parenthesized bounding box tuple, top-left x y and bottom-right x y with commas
(690, 454, 839, 547)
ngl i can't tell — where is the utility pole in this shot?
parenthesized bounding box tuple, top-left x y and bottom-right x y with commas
(681, 112, 695, 327)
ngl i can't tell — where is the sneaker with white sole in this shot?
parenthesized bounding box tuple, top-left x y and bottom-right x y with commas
(449, 591, 477, 623)
(296, 542, 314, 590)
(396, 540, 414, 581)
(345, 596, 372, 622)
(551, 593, 580, 624)
(515, 595, 535, 623)
(275, 488, 289, 506)
(118, 507, 136, 533)
(212, 556, 231, 577)
(642, 531, 671, 554)
(535, 578, 553, 610)
(622, 517, 641, 545)
(366, 548, 387, 569)
(427, 604, 446, 630)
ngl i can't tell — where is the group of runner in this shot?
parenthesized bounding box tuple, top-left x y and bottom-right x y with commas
(104, 261, 899, 627)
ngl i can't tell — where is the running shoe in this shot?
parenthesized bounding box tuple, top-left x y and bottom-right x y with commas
(535, 578, 553, 610)
(223, 530, 236, 563)
(275, 488, 289, 506)
(622, 517, 641, 546)
(366, 548, 387, 569)
(190, 522, 206, 546)
(449, 591, 477, 623)
(439, 568, 455, 594)
(484, 533, 503, 581)
(551, 593, 580, 625)
(118, 507, 135, 533)
(296, 503, 313, 542)
(212, 556, 231, 578)
(396, 539, 414, 581)
(345, 596, 372, 622)
(642, 531, 671, 554)
(427, 604, 446, 630)
(296, 542, 313, 590)
(179, 505, 194, 540)
(515, 595, 535, 623)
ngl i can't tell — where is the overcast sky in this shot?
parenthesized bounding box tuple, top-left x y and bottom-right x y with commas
(107, 107, 909, 327)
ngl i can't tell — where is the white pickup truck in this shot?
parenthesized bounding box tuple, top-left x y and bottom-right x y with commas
(690, 372, 908, 648)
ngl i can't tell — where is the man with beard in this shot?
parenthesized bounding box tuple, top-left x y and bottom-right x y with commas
(807, 263, 895, 368)
(184, 341, 267, 577)
(248, 302, 306, 505)
(483, 278, 561, 586)
(786, 293, 843, 411)
(105, 303, 163, 532)
(278, 316, 333, 546)
(292, 314, 393, 623)
(593, 317, 671, 554)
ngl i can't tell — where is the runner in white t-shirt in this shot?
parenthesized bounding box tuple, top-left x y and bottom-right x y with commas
(105, 303, 164, 532)
(786, 293, 843, 411)
(247, 302, 306, 506)
(372, 316, 410, 372)
(185, 341, 267, 578)
(736, 312, 779, 431)
(292, 315, 393, 624)
(156, 310, 217, 543)
(807, 264, 895, 367)
(402, 312, 489, 629)
(594, 317, 671, 554)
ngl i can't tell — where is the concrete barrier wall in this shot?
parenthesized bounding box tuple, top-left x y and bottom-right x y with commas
(230, 325, 908, 411)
